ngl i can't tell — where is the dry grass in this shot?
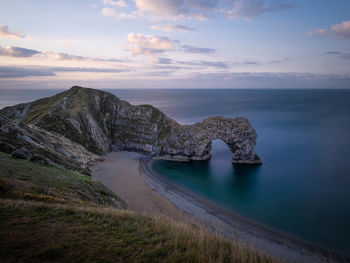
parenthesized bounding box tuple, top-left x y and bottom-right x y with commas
(0, 199, 276, 263)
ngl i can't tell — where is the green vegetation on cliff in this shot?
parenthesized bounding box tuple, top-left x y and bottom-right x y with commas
(0, 153, 126, 208)
(0, 154, 274, 263)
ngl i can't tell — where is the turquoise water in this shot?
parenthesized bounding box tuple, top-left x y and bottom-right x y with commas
(113, 89, 350, 257)
(1, 88, 350, 256)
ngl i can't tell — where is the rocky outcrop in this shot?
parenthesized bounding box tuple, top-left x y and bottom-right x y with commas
(0, 86, 261, 165)
(0, 114, 98, 175)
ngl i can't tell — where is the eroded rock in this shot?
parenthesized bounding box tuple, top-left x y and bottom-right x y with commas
(0, 86, 261, 165)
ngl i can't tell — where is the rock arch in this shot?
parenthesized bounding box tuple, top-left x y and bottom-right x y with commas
(1, 86, 262, 165)
(156, 116, 262, 164)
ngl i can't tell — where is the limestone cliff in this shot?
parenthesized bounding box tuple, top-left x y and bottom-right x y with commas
(0, 114, 98, 175)
(0, 86, 261, 165)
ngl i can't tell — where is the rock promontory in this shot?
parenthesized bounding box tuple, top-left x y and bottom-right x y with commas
(0, 86, 261, 171)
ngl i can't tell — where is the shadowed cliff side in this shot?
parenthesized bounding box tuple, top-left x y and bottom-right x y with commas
(0, 86, 261, 164)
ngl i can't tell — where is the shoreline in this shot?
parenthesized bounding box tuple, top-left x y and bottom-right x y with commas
(92, 151, 347, 263)
(140, 157, 348, 263)
(91, 151, 193, 223)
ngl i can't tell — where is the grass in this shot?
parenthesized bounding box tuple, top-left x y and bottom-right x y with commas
(0, 199, 275, 263)
(0, 152, 126, 208)
(0, 152, 276, 263)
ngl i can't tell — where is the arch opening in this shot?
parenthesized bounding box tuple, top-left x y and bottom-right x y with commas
(207, 139, 233, 162)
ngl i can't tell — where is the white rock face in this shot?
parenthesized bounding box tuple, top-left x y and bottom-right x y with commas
(0, 114, 98, 175)
(0, 86, 261, 165)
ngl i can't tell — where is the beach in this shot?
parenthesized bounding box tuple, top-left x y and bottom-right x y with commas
(92, 151, 344, 263)
(91, 151, 191, 223)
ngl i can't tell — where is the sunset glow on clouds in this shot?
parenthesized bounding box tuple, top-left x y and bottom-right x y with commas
(0, 0, 350, 89)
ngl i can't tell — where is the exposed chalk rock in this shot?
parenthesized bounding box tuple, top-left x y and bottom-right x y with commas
(0, 86, 261, 165)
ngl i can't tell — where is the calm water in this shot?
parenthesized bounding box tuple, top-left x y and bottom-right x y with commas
(1, 89, 350, 256)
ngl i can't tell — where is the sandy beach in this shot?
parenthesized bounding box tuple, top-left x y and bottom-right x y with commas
(91, 151, 191, 223)
(92, 151, 345, 263)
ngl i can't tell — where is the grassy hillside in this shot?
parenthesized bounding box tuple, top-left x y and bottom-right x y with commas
(0, 152, 126, 208)
(0, 153, 275, 263)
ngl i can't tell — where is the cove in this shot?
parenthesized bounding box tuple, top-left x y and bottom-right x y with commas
(152, 138, 350, 257)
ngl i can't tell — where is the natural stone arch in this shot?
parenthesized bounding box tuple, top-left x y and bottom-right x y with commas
(1, 86, 262, 165)
(155, 116, 262, 165)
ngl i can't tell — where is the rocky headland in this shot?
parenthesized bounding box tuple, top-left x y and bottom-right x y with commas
(0, 86, 261, 174)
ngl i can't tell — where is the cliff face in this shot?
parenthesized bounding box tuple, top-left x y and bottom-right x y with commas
(0, 114, 98, 175)
(0, 86, 261, 165)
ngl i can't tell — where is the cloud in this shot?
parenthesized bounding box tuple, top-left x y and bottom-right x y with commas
(125, 33, 216, 58)
(0, 45, 41, 57)
(151, 24, 194, 32)
(157, 57, 228, 69)
(101, 0, 127, 19)
(103, 0, 126, 7)
(243, 61, 260, 65)
(102, 7, 117, 16)
(45, 52, 125, 62)
(324, 51, 350, 60)
(61, 42, 74, 48)
(181, 45, 215, 54)
(45, 52, 87, 61)
(331, 20, 350, 39)
(0, 66, 128, 78)
(50, 67, 128, 73)
(158, 58, 173, 64)
(126, 33, 176, 55)
(135, 0, 291, 20)
(306, 28, 328, 37)
(326, 51, 341, 55)
(100, 0, 292, 21)
(134, 0, 217, 20)
(307, 20, 350, 39)
(267, 57, 290, 64)
(158, 56, 290, 68)
(222, 0, 292, 20)
(0, 45, 125, 63)
(0, 25, 28, 39)
(0, 66, 56, 78)
(180, 60, 228, 68)
(114, 11, 140, 21)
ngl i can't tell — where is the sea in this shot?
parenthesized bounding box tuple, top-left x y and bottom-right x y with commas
(1, 88, 350, 257)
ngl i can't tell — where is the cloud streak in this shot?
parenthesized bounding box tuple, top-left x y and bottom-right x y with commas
(0, 25, 29, 39)
(0, 66, 128, 78)
(221, 0, 293, 20)
(158, 58, 229, 68)
(306, 28, 328, 37)
(0, 45, 124, 63)
(151, 24, 194, 32)
(324, 51, 350, 61)
(181, 45, 215, 54)
(0, 46, 41, 57)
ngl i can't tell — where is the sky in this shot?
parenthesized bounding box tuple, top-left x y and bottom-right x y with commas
(0, 0, 350, 89)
